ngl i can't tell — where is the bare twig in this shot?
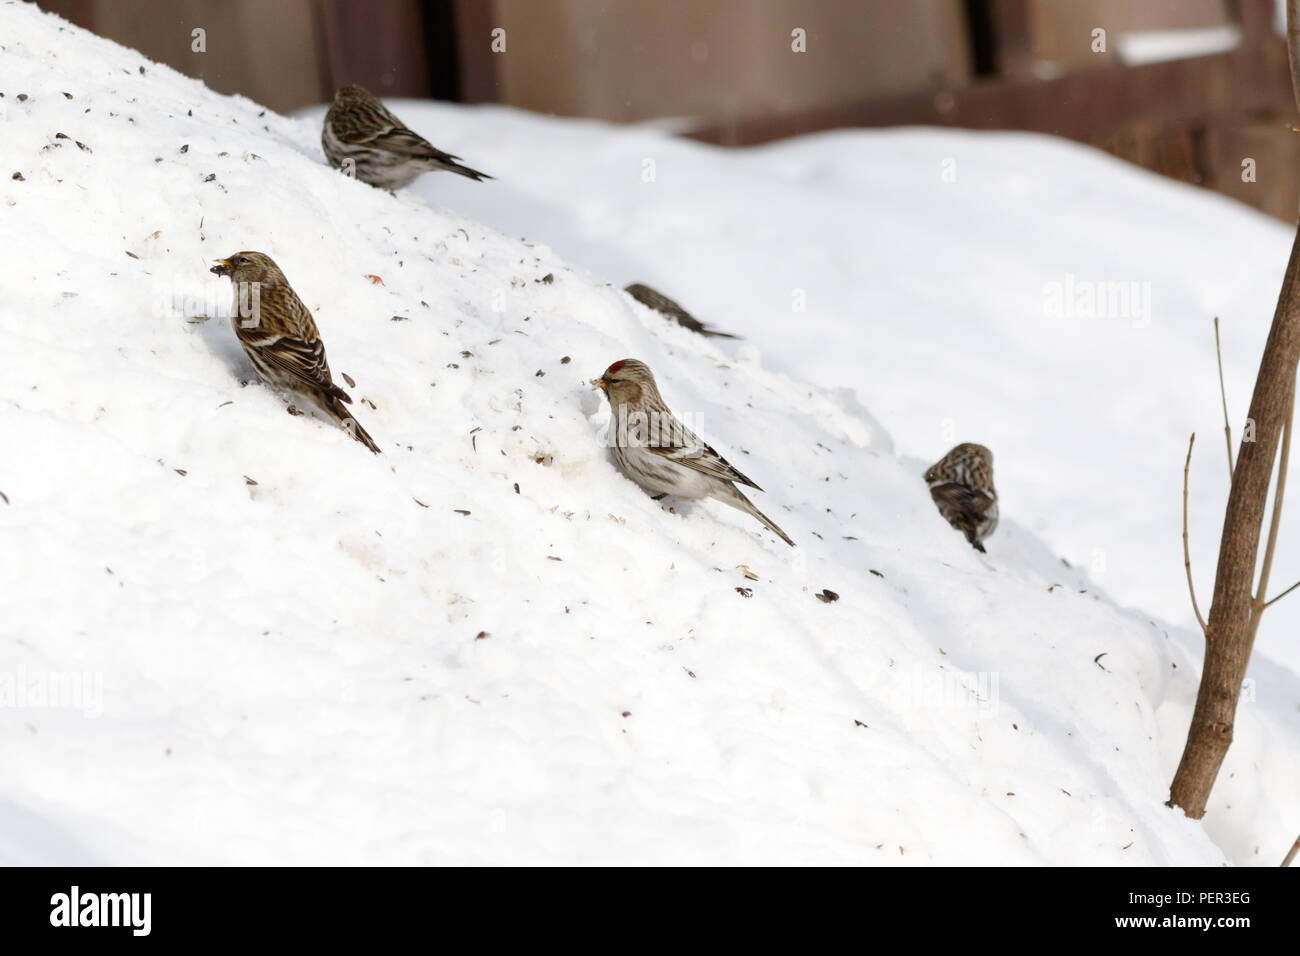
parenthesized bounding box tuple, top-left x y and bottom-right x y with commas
(1290, 0, 1300, 115)
(1214, 317, 1234, 483)
(1283, 832, 1300, 867)
(1183, 433, 1209, 636)
(1254, 379, 1296, 620)
(1263, 577, 1300, 609)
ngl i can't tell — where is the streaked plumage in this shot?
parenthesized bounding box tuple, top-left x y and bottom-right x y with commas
(210, 251, 380, 453)
(322, 84, 490, 190)
(924, 443, 997, 551)
(593, 359, 793, 547)
(624, 283, 737, 339)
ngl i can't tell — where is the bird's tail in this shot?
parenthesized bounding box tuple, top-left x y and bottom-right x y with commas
(320, 391, 381, 454)
(719, 485, 795, 547)
(701, 328, 740, 340)
(444, 159, 492, 182)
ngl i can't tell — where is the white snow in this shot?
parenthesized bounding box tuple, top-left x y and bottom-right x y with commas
(1116, 25, 1243, 66)
(1, 1, 1296, 865)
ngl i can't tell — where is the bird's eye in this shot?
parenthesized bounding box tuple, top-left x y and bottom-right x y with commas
(237, 257, 248, 264)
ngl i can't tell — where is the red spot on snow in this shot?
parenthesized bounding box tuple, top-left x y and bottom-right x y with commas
(365, 274, 385, 286)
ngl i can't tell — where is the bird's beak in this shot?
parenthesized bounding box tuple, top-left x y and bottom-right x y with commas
(211, 258, 232, 277)
(591, 378, 607, 391)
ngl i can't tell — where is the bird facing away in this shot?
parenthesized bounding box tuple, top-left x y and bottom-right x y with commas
(592, 359, 794, 547)
(624, 283, 737, 339)
(210, 251, 380, 454)
(321, 84, 491, 190)
(924, 443, 997, 552)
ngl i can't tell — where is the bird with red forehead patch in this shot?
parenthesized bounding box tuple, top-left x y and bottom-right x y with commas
(210, 251, 379, 453)
(591, 359, 794, 547)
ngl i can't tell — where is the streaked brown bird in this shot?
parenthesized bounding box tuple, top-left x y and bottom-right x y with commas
(210, 251, 380, 453)
(924, 443, 997, 552)
(321, 84, 491, 190)
(593, 359, 793, 547)
(624, 283, 737, 339)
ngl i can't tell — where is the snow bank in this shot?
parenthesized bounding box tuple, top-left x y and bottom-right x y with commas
(1, 1, 1294, 864)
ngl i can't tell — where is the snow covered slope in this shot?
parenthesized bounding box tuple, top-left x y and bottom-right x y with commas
(385, 99, 1300, 694)
(1, 1, 1295, 865)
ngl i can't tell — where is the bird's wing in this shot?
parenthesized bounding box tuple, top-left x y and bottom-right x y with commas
(253, 333, 341, 397)
(650, 424, 762, 490)
(364, 123, 462, 164)
(929, 482, 995, 516)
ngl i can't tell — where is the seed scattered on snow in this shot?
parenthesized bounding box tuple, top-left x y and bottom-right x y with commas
(854, 719, 868, 728)
(243, 475, 258, 486)
(869, 569, 884, 578)
(475, 631, 488, 640)
(737, 564, 758, 580)
(412, 497, 428, 508)
(815, 588, 839, 603)
(179, 144, 188, 153)
(11, 172, 23, 180)
(341, 372, 355, 388)
(735, 587, 752, 598)
(454, 509, 471, 515)
(174, 469, 186, 476)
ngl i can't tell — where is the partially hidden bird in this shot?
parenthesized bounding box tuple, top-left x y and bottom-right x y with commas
(624, 283, 737, 339)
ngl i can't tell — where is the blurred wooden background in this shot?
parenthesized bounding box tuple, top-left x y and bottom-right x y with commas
(31, 0, 1300, 220)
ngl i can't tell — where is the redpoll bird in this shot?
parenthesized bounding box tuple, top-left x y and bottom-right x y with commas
(624, 283, 737, 339)
(210, 251, 380, 454)
(924, 443, 997, 552)
(593, 359, 794, 547)
(321, 84, 491, 190)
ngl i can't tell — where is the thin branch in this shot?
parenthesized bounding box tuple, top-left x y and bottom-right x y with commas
(1183, 433, 1209, 636)
(1290, 0, 1300, 115)
(1264, 577, 1300, 609)
(1214, 316, 1234, 483)
(1283, 832, 1300, 867)
(1254, 378, 1296, 619)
